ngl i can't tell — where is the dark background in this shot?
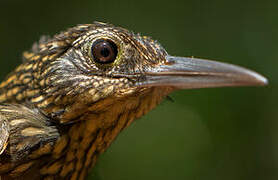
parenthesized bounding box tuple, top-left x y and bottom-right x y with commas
(0, 0, 277, 180)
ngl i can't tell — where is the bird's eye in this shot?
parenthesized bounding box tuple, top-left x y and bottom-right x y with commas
(91, 39, 118, 64)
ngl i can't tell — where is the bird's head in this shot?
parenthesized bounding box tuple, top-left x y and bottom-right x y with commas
(22, 22, 267, 124)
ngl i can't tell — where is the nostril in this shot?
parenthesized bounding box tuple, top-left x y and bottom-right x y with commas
(165, 56, 176, 65)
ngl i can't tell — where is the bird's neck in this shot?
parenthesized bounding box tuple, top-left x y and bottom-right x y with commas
(48, 87, 173, 179)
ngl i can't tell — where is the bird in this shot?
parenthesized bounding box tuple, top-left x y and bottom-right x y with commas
(0, 22, 267, 180)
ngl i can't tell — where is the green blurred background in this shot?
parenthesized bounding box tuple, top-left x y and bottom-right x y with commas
(0, 0, 277, 179)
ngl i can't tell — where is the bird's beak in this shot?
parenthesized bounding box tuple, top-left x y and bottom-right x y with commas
(136, 55, 268, 89)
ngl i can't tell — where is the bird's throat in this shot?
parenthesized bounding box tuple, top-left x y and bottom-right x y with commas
(50, 87, 173, 179)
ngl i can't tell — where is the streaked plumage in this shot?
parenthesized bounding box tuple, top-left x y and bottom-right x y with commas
(0, 22, 267, 179)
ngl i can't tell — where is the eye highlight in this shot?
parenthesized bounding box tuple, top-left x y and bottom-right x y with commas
(91, 39, 118, 64)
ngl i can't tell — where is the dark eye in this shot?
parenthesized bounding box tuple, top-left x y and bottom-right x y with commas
(91, 39, 118, 64)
